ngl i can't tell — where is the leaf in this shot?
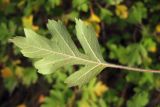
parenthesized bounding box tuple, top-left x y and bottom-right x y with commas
(127, 2, 147, 23)
(15, 66, 38, 86)
(10, 19, 160, 86)
(0, 21, 16, 44)
(3, 75, 17, 93)
(100, 7, 113, 24)
(72, 0, 89, 12)
(105, 0, 123, 5)
(48, 0, 61, 8)
(11, 19, 106, 86)
(108, 43, 147, 66)
(127, 91, 149, 107)
(21, 68, 38, 86)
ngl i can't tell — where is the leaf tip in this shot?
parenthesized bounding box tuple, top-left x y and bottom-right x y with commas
(8, 37, 20, 44)
(64, 78, 69, 84)
(24, 28, 30, 32)
(75, 18, 82, 23)
(47, 19, 57, 28)
(47, 19, 52, 24)
(24, 28, 33, 37)
(64, 79, 74, 87)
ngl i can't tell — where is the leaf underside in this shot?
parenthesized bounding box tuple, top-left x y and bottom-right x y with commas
(10, 19, 106, 87)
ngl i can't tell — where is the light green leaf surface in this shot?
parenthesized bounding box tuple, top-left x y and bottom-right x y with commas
(65, 64, 105, 87)
(75, 19, 104, 62)
(11, 19, 106, 86)
(47, 20, 80, 56)
(11, 19, 160, 86)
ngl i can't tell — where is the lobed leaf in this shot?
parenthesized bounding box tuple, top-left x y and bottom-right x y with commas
(11, 19, 158, 86)
(11, 19, 106, 86)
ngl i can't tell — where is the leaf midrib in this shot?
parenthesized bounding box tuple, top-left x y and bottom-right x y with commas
(79, 26, 101, 62)
(36, 57, 72, 66)
(53, 24, 76, 56)
(24, 43, 106, 66)
(69, 64, 101, 85)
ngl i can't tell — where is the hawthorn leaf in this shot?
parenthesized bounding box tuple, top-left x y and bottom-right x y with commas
(10, 19, 106, 86)
(10, 19, 159, 87)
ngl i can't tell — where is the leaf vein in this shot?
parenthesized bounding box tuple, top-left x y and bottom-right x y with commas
(80, 27, 101, 62)
(53, 24, 76, 56)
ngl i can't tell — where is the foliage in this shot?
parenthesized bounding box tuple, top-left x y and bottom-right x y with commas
(11, 19, 159, 88)
(0, 0, 160, 107)
(10, 19, 107, 87)
(127, 90, 149, 107)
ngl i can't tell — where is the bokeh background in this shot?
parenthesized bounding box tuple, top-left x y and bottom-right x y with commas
(0, 0, 160, 107)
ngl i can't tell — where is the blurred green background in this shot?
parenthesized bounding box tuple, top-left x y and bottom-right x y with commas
(0, 0, 160, 107)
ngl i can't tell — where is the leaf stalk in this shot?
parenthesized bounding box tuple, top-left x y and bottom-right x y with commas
(103, 63, 160, 73)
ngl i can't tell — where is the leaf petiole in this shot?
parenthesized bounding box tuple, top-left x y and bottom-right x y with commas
(103, 63, 160, 73)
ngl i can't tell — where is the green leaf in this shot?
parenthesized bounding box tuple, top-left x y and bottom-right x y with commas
(0, 21, 16, 44)
(4, 76, 17, 93)
(10, 19, 106, 86)
(72, 0, 89, 12)
(108, 43, 148, 66)
(105, 0, 123, 5)
(21, 67, 38, 86)
(48, 0, 61, 7)
(100, 8, 113, 24)
(10, 19, 160, 86)
(128, 2, 147, 23)
(127, 91, 149, 107)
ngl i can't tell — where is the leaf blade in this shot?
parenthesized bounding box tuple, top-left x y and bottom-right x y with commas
(11, 19, 107, 86)
(65, 64, 105, 87)
(47, 20, 80, 56)
(75, 19, 104, 62)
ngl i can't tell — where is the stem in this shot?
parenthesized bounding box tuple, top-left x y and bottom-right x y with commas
(104, 63, 160, 73)
(89, 5, 94, 15)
